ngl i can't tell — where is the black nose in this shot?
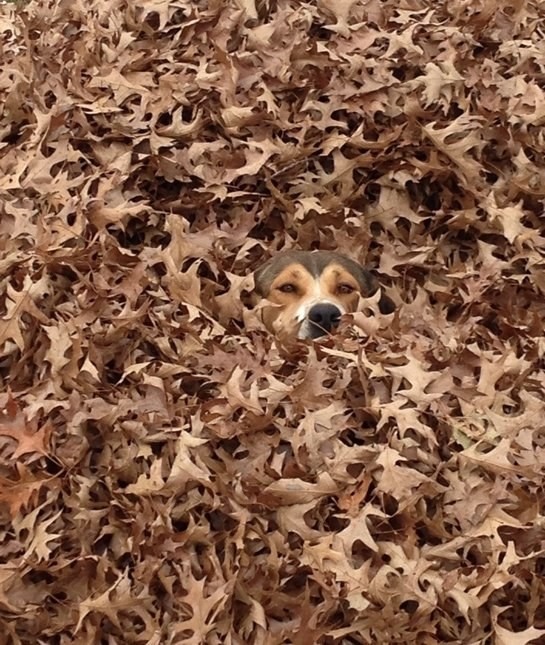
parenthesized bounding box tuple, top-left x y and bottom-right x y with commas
(308, 303, 342, 337)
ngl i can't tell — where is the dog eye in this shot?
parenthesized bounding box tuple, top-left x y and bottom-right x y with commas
(337, 283, 356, 295)
(277, 283, 297, 293)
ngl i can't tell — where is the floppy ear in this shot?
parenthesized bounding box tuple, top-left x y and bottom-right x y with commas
(240, 273, 260, 308)
(251, 257, 277, 297)
(355, 265, 395, 314)
(377, 290, 396, 314)
(241, 256, 279, 309)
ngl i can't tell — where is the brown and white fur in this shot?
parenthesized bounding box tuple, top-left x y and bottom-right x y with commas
(252, 250, 394, 340)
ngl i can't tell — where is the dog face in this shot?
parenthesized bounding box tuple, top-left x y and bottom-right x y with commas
(252, 250, 394, 340)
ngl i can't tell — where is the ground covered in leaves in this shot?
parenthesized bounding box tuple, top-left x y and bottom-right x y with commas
(1, 0, 545, 643)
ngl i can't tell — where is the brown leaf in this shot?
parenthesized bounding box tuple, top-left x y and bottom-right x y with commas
(0, 394, 51, 459)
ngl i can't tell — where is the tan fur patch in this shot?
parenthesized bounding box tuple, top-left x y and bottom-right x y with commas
(259, 262, 365, 337)
(261, 263, 314, 334)
(319, 264, 361, 312)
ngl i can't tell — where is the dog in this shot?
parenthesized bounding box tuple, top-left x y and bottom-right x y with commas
(252, 250, 395, 340)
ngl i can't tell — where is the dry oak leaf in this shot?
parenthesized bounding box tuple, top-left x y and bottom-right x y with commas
(378, 399, 438, 445)
(76, 571, 153, 634)
(474, 348, 532, 405)
(214, 272, 255, 324)
(233, 0, 258, 19)
(168, 569, 233, 645)
(422, 113, 484, 184)
(375, 447, 441, 502)
(335, 501, 387, 552)
(0, 275, 49, 351)
(0, 394, 51, 459)
(0, 463, 52, 518)
(387, 353, 446, 404)
(260, 472, 338, 506)
(167, 431, 211, 488)
(0, 566, 24, 614)
(124, 457, 165, 495)
(11, 495, 62, 562)
(275, 500, 324, 541)
(220, 365, 264, 415)
(414, 61, 465, 108)
(443, 575, 484, 622)
(22, 508, 62, 563)
(482, 193, 527, 244)
(301, 533, 374, 608)
(337, 472, 373, 516)
(460, 438, 542, 479)
(43, 322, 73, 375)
(493, 606, 545, 645)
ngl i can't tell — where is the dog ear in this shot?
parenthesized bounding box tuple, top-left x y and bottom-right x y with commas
(240, 273, 260, 309)
(252, 259, 275, 297)
(355, 265, 395, 314)
(377, 291, 396, 314)
(241, 256, 280, 310)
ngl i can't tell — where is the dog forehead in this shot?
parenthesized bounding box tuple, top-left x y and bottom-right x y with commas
(254, 250, 363, 294)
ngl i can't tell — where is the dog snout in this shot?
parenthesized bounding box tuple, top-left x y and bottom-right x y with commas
(308, 303, 342, 337)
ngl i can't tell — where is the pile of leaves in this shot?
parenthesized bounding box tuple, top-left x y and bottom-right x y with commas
(1, 0, 545, 642)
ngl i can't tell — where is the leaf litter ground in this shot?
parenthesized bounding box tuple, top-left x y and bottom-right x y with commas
(1, 0, 545, 643)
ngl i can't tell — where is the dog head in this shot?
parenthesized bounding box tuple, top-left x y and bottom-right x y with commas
(252, 250, 394, 340)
